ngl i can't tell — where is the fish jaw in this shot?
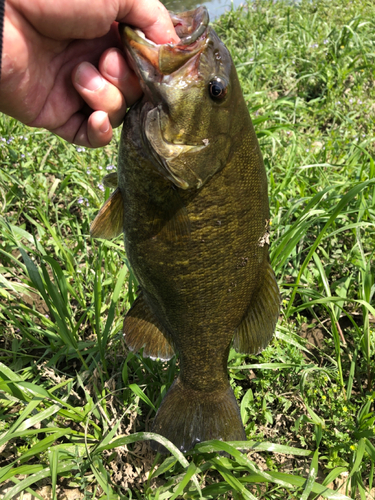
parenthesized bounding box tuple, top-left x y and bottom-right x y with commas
(120, 14, 211, 189)
(119, 8, 241, 190)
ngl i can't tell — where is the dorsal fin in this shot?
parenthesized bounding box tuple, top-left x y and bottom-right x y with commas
(233, 261, 280, 354)
(90, 187, 123, 239)
(124, 293, 175, 361)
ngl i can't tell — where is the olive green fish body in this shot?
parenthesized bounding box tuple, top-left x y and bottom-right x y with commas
(91, 8, 280, 452)
(119, 103, 268, 387)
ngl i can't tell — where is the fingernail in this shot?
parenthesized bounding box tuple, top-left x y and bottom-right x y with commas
(75, 62, 104, 91)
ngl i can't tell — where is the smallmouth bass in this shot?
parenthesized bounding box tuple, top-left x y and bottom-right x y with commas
(91, 6, 280, 453)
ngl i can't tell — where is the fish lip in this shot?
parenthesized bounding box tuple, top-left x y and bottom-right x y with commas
(170, 6, 209, 46)
(119, 6, 209, 77)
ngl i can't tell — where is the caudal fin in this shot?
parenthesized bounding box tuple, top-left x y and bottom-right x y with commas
(151, 377, 245, 453)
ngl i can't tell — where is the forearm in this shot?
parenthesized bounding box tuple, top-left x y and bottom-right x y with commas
(0, 0, 4, 79)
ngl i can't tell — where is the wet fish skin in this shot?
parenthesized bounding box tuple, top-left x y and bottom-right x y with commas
(91, 7, 280, 453)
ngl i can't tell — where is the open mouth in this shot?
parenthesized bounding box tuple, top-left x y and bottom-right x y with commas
(119, 6, 210, 76)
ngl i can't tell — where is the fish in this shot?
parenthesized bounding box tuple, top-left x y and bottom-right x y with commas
(90, 6, 280, 453)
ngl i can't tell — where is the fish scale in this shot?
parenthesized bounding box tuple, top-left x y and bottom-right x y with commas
(91, 6, 280, 453)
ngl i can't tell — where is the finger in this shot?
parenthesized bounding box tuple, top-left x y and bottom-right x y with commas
(87, 111, 113, 147)
(72, 61, 127, 128)
(99, 48, 142, 107)
(73, 111, 113, 147)
(118, 0, 180, 44)
(50, 110, 113, 148)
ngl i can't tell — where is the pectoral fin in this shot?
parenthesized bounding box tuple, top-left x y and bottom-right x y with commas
(102, 172, 118, 188)
(233, 261, 280, 354)
(90, 188, 123, 239)
(152, 187, 191, 242)
(124, 293, 175, 361)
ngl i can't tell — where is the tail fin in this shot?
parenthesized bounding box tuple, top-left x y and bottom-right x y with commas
(151, 377, 245, 453)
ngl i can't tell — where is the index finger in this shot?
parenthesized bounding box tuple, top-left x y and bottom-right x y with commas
(11, 0, 179, 43)
(118, 0, 180, 44)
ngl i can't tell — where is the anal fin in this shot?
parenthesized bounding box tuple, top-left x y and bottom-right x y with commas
(233, 261, 280, 354)
(90, 187, 123, 239)
(124, 293, 175, 361)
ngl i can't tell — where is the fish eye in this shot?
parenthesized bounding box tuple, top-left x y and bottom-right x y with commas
(208, 78, 227, 100)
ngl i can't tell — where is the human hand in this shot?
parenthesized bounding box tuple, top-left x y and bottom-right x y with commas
(0, 0, 179, 147)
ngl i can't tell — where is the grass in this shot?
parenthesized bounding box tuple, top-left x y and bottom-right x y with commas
(0, 0, 374, 498)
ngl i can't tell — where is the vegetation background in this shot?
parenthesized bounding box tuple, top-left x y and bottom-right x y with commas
(0, 0, 374, 498)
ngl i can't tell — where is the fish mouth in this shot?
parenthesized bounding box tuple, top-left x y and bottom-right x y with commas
(119, 6, 209, 77)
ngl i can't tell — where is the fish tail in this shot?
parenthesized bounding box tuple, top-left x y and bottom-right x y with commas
(151, 377, 245, 453)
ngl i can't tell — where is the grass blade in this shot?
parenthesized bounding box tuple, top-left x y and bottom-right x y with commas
(301, 449, 319, 500)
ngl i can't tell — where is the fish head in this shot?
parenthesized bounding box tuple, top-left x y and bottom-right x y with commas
(120, 7, 246, 190)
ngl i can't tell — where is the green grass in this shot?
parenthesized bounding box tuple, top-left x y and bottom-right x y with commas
(0, 0, 374, 498)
